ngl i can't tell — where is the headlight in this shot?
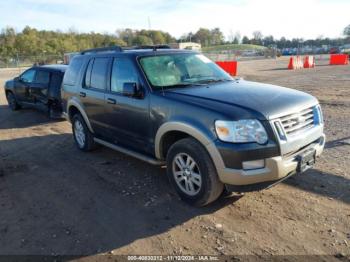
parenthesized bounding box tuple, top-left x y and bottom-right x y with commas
(215, 119, 268, 144)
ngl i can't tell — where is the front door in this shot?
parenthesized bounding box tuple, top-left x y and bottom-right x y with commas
(104, 57, 151, 153)
(14, 68, 36, 103)
(30, 69, 50, 104)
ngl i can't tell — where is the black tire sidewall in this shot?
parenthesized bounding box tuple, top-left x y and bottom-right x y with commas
(47, 103, 53, 118)
(72, 114, 89, 151)
(6, 92, 18, 111)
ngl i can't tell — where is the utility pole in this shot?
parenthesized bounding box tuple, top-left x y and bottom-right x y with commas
(148, 17, 151, 30)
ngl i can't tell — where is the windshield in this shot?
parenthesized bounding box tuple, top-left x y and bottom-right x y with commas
(139, 53, 232, 89)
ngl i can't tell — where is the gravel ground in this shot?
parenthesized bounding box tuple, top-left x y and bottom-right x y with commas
(0, 56, 349, 259)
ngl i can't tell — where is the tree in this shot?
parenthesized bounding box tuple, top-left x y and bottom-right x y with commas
(242, 36, 250, 44)
(344, 24, 350, 36)
(263, 35, 275, 46)
(151, 31, 166, 44)
(276, 37, 287, 49)
(210, 28, 224, 45)
(193, 28, 211, 47)
(133, 35, 153, 46)
(114, 38, 127, 46)
(234, 31, 241, 44)
(117, 28, 135, 46)
(252, 31, 263, 45)
(228, 30, 235, 43)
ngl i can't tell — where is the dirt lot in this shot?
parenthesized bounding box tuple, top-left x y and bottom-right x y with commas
(0, 56, 349, 259)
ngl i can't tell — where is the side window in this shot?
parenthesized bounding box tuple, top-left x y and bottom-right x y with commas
(20, 69, 36, 83)
(63, 57, 84, 86)
(89, 58, 109, 90)
(84, 59, 94, 88)
(35, 70, 50, 84)
(111, 58, 138, 93)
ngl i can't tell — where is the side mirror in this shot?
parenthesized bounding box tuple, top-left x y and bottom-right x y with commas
(122, 82, 142, 98)
(14, 76, 20, 82)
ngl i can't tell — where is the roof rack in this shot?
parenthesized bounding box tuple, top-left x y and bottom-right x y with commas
(80, 44, 172, 55)
(132, 45, 171, 51)
(80, 46, 123, 55)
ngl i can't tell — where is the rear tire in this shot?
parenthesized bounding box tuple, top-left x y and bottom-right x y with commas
(6, 92, 20, 111)
(166, 137, 224, 206)
(47, 104, 54, 119)
(72, 113, 97, 151)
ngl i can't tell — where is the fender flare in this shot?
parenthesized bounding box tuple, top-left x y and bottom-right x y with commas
(155, 122, 212, 159)
(67, 99, 94, 133)
(155, 121, 226, 173)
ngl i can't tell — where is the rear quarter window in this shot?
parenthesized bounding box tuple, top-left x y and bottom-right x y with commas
(63, 57, 84, 86)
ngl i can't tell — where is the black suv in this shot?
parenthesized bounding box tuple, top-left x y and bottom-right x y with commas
(5, 65, 67, 117)
(62, 46, 325, 206)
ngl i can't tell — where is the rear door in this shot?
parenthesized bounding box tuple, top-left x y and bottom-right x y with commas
(79, 57, 111, 136)
(14, 68, 36, 102)
(48, 72, 64, 102)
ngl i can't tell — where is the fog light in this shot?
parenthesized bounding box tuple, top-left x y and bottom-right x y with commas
(242, 160, 265, 170)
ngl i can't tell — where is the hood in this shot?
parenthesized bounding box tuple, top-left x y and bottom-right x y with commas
(164, 80, 318, 120)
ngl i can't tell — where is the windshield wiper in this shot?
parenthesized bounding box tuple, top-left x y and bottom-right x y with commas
(196, 78, 232, 84)
(154, 82, 206, 89)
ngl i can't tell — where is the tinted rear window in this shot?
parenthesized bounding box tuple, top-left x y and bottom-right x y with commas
(64, 57, 84, 86)
(35, 70, 50, 84)
(88, 58, 109, 90)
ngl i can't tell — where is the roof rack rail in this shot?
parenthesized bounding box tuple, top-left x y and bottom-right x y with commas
(80, 46, 123, 55)
(133, 45, 171, 51)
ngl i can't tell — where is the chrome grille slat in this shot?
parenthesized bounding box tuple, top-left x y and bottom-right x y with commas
(285, 119, 314, 133)
(279, 106, 315, 136)
(282, 113, 314, 123)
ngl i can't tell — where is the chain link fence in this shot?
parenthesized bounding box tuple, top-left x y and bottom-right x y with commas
(0, 48, 279, 69)
(0, 55, 63, 69)
(202, 47, 278, 62)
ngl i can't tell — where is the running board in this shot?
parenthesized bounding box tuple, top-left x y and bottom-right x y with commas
(94, 138, 166, 166)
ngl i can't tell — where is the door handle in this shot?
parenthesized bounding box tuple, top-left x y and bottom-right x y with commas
(79, 92, 86, 97)
(107, 98, 116, 104)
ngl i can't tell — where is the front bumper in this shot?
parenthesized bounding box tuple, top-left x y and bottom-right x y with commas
(206, 134, 325, 189)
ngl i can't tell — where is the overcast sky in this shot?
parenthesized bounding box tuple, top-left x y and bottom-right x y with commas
(0, 0, 349, 40)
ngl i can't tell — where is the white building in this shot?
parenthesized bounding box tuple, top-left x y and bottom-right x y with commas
(169, 42, 202, 51)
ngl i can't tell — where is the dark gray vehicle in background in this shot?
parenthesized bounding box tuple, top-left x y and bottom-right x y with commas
(61, 46, 325, 206)
(4, 65, 67, 118)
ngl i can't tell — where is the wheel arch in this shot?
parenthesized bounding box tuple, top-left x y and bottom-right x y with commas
(5, 89, 14, 96)
(67, 99, 94, 133)
(155, 122, 213, 160)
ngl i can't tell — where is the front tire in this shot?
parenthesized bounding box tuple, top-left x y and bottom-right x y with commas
(6, 92, 20, 111)
(166, 138, 224, 206)
(72, 114, 96, 151)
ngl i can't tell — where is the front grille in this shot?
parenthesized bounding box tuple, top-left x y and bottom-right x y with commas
(280, 107, 315, 136)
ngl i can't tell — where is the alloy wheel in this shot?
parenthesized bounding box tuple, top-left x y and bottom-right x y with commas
(172, 153, 202, 196)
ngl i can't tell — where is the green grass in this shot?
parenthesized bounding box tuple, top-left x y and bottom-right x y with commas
(202, 44, 266, 52)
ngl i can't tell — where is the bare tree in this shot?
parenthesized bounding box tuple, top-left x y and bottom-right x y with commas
(252, 31, 263, 45)
(344, 24, 350, 36)
(234, 31, 241, 44)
